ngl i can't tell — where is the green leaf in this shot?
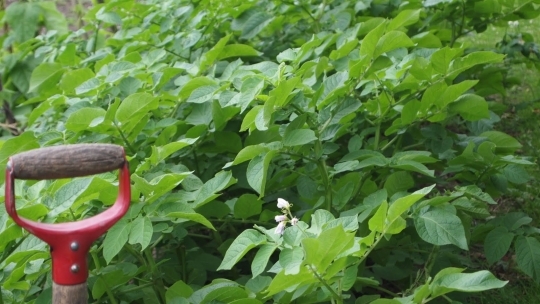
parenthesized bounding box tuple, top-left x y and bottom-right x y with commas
(251, 244, 277, 278)
(360, 21, 386, 59)
(179, 77, 217, 100)
(436, 270, 508, 292)
(271, 77, 301, 108)
(200, 35, 231, 72)
(29, 63, 64, 93)
(373, 31, 414, 58)
(282, 129, 317, 146)
(414, 208, 468, 250)
(246, 151, 277, 196)
(302, 225, 355, 272)
(59, 68, 95, 94)
(166, 203, 215, 230)
(149, 138, 198, 165)
(224, 144, 270, 168)
(49, 178, 93, 217)
(37, 2, 68, 36)
(265, 267, 315, 297)
(103, 218, 131, 263)
(387, 9, 421, 30)
(448, 52, 505, 80)
(480, 131, 522, 153)
(387, 185, 435, 224)
(279, 247, 304, 275)
(217, 44, 262, 60)
(238, 11, 273, 40)
(5, 2, 41, 42)
(166, 280, 193, 302)
(218, 229, 266, 270)
(234, 194, 263, 219)
(515, 236, 540, 281)
(194, 171, 236, 207)
(450, 94, 489, 121)
(484, 227, 514, 265)
(503, 165, 530, 184)
(65, 107, 107, 132)
(116, 93, 158, 128)
(132, 173, 190, 203)
(128, 216, 153, 250)
(369, 201, 388, 233)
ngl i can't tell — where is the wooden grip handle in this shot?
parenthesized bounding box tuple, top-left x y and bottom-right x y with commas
(53, 282, 87, 304)
(10, 144, 125, 180)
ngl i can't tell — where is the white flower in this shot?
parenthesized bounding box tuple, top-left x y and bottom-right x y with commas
(275, 221, 286, 235)
(277, 198, 290, 209)
(275, 215, 288, 222)
(290, 217, 299, 226)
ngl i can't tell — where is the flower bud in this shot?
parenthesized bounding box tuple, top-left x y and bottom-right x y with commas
(275, 215, 288, 222)
(274, 221, 286, 235)
(277, 198, 290, 209)
(290, 217, 299, 226)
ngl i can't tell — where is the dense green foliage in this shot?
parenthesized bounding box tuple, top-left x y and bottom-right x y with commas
(0, 0, 540, 303)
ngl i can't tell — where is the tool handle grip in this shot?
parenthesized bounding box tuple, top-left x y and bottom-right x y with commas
(9, 144, 125, 180)
(53, 282, 87, 304)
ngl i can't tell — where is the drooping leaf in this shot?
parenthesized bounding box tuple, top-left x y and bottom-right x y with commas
(218, 229, 266, 270)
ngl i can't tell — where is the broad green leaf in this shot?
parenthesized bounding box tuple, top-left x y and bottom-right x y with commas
(200, 34, 231, 72)
(480, 131, 522, 153)
(59, 68, 95, 94)
(390, 160, 434, 177)
(387, 185, 435, 223)
(237, 11, 273, 39)
(265, 267, 315, 297)
(414, 208, 468, 250)
(223, 144, 270, 168)
(5, 2, 41, 42)
(189, 281, 241, 304)
(448, 52, 505, 80)
(166, 280, 193, 302)
(251, 244, 277, 278)
(65, 107, 107, 132)
(234, 194, 263, 219)
(282, 129, 317, 146)
(179, 77, 217, 100)
(450, 94, 489, 121)
(360, 21, 386, 59)
(217, 44, 262, 60)
(503, 165, 530, 184)
(302, 225, 355, 272)
(29, 62, 64, 93)
(246, 151, 277, 196)
(515, 236, 540, 281)
(271, 77, 301, 108)
(116, 93, 158, 128)
(401, 100, 421, 124)
(437, 270, 507, 292)
(373, 31, 414, 58)
(37, 2, 68, 36)
(149, 138, 198, 165)
(484, 227, 514, 265)
(49, 178, 93, 217)
(388, 9, 421, 30)
(279, 247, 304, 275)
(194, 171, 236, 207)
(369, 201, 388, 233)
(187, 85, 219, 104)
(128, 216, 153, 250)
(218, 229, 266, 270)
(167, 204, 215, 230)
(132, 172, 190, 203)
(103, 218, 131, 263)
(75, 78, 101, 95)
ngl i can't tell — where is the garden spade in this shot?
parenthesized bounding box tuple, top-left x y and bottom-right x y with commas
(4, 144, 131, 304)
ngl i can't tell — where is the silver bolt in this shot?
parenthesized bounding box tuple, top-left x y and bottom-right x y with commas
(70, 242, 79, 251)
(70, 264, 79, 273)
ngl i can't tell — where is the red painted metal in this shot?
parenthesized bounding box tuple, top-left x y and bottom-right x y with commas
(4, 159, 131, 285)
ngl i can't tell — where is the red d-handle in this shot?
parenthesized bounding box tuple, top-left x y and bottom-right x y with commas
(4, 144, 131, 303)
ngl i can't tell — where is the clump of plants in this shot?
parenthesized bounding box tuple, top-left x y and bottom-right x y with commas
(0, 0, 539, 303)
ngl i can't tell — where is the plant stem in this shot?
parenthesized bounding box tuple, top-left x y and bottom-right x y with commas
(91, 251, 118, 304)
(144, 248, 166, 304)
(308, 264, 342, 304)
(113, 121, 136, 154)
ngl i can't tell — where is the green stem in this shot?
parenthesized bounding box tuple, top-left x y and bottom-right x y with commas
(91, 251, 118, 304)
(119, 282, 155, 294)
(0, 234, 28, 264)
(308, 264, 342, 304)
(113, 121, 136, 154)
(380, 135, 400, 152)
(92, 21, 101, 53)
(144, 248, 166, 304)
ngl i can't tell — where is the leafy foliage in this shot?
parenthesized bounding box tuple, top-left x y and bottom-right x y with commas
(0, 0, 539, 303)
